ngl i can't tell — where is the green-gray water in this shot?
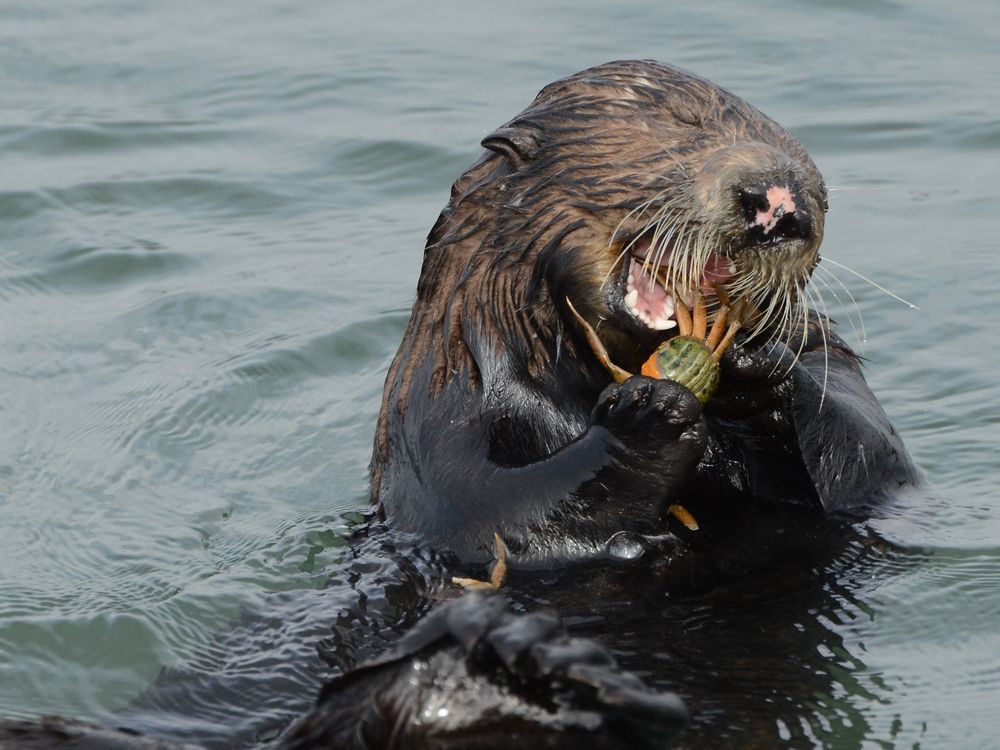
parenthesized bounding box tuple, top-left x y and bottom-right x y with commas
(1, 1, 998, 747)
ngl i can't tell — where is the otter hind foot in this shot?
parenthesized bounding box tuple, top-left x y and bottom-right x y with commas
(283, 593, 688, 749)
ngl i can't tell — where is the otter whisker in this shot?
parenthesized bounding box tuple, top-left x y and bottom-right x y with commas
(794, 285, 811, 365)
(688, 225, 712, 293)
(602, 190, 694, 294)
(824, 184, 892, 191)
(746, 269, 784, 345)
(762, 276, 799, 373)
(767, 284, 803, 382)
(776, 284, 795, 353)
(813, 265, 866, 350)
(658, 214, 691, 292)
(678, 220, 709, 296)
(804, 284, 830, 409)
(647, 210, 681, 292)
(823, 257, 920, 310)
(746, 266, 800, 348)
(738, 289, 771, 345)
(600, 189, 672, 290)
(678, 229, 699, 295)
(621, 188, 671, 233)
(662, 216, 693, 292)
(691, 228, 716, 295)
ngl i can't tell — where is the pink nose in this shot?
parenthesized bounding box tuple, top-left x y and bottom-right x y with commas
(753, 186, 796, 234)
(739, 183, 811, 241)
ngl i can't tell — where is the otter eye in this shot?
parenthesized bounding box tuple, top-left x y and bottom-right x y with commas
(738, 184, 771, 222)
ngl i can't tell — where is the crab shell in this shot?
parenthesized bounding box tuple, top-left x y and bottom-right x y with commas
(640, 336, 721, 406)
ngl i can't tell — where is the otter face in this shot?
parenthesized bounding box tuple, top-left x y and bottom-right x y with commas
(605, 139, 827, 362)
(480, 61, 828, 373)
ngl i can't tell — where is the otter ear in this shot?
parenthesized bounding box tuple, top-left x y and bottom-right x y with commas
(481, 125, 543, 168)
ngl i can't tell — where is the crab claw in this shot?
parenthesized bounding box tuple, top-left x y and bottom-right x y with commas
(565, 298, 634, 384)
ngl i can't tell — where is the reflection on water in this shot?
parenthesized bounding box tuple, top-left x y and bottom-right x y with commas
(1, 0, 999, 747)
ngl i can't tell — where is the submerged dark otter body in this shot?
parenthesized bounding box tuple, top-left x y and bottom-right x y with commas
(2, 61, 919, 749)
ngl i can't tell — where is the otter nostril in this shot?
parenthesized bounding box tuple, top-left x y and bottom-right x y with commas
(738, 184, 770, 220)
(770, 209, 811, 240)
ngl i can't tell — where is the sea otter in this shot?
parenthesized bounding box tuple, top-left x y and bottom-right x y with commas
(0, 60, 919, 749)
(370, 59, 917, 567)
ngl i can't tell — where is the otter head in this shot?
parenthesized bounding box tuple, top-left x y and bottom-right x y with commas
(472, 60, 827, 375)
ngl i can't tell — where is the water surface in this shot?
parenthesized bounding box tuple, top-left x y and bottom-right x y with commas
(1, 1, 998, 747)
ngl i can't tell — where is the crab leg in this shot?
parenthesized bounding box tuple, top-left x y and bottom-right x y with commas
(711, 322, 742, 361)
(452, 532, 509, 591)
(706, 285, 743, 360)
(668, 503, 700, 531)
(673, 291, 693, 337)
(706, 305, 730, 350)
(711, 283, 734, 307)
(565, 298, 633, 383)
(692, 292, 708, 339)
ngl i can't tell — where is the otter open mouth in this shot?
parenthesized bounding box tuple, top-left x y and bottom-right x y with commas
(575, 164, 823, 381)
(620, 236, 736, 335)
(565, 229, 749, 393)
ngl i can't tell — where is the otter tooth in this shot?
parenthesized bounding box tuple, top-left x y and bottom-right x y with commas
(624, 289, 639, 309)
(652, 316, 677, 331)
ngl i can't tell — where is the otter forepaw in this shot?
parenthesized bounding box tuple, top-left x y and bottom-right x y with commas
(593, 376, 703, 453)
(720, 336, 797, 385)
(709, 336, 797, 417)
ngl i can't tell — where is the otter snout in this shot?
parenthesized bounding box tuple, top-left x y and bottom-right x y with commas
(692, 142, 823, 253)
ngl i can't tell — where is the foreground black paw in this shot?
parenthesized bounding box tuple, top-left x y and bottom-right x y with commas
(593, 375, 703, 453)
(282, 593, 687, 750)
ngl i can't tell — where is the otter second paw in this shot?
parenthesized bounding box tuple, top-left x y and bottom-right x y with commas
(282, 593, 687, 750)
(710, 316, 858, 418)
(709, 337, 798, 418)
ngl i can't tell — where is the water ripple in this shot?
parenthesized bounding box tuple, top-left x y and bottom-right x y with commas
(0, 0, 998, 745)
